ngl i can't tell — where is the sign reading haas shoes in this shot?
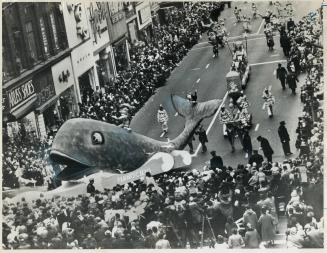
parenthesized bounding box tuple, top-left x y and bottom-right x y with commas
(7, 80, 36, 110)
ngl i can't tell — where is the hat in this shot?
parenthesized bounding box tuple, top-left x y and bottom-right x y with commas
(280, 121, 286, 125)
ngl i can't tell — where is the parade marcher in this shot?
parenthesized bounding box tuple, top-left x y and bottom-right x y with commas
(242, 130, 253, 159)
(234, 6, 241, 22)
(287, 71, 299, 95)
(219, 105, 233, 138)
(87, 179, 96, 194)
(262, 88, 275, 118)
(195, 124, 208, 153)
(278, 121, 293, 156)
(251, 3, 257, 19)
(157, 104, 169, 137)
(276, 63, 288, 90)
(187, 135, 195, 154)
(208, 30, 219, 57)
(210, 151, 223, 170)
(257, 136, 274, 163)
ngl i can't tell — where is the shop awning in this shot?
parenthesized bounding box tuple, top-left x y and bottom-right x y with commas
(5, 95, 37, 122)
(35, 95, 59, 114)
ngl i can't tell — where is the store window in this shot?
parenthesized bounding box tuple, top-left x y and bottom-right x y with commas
(25, 21, 39, 64)
(113, 42, 128, 72)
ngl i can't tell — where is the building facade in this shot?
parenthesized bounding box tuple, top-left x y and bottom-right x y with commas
(2, 2, 71, 138)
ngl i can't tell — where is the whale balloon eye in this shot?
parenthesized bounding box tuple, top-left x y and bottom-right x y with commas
(92, 132, 104, 145)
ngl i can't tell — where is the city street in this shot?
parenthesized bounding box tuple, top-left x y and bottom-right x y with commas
(2, 1, 323, 250)
(131, 1, 320, 169)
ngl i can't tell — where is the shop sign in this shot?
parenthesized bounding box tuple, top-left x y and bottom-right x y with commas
(7, 80, 36, 110)
(52, 57, 75, 95)
(88, 2, 108, 43)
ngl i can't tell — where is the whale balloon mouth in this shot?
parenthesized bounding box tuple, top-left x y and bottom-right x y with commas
(50, 150, 90, 168)
(50, 150, 93, 180)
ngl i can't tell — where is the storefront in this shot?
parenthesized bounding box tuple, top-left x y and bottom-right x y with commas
(71, 39, 98, 104)
(51, 56, 77, 121)
(112, 37, 130, 72)
(127, 19, 139, 44)
(3, 68, 62, 138)
(3, 79, 39, 137)
(136, 2, 153, 43)
(87, 2, 116, 87)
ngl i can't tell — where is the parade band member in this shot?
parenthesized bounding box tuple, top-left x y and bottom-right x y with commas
(157, 104, 169, 137)
(278, 121, 293, 156)
(262, 88, 275, 118)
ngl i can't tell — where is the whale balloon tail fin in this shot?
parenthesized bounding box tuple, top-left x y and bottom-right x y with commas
(170, 94, 222, 149)
(170, 94, 222, 122)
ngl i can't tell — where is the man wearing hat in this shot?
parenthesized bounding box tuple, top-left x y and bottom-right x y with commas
(87, 179, 96, 194)
(278, 121, 293, 156)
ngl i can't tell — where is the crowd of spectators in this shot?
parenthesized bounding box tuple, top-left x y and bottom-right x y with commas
(281, 8, 324, 248)
(2, 3, 324, 250)
(2, 127, 56, 189)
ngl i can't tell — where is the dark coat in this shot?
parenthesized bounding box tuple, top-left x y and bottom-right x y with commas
(259, 137, 274, 156)
(243, 133, 252, 151)
(249, 153, 264, 166)
(210, 156, 223, 169)
(87, 183, 96, 194)
(276, 67, 287, 80)
(197, 128, 208, 143)
(287, 73, 299, 89)
(278, 125, 290, 142)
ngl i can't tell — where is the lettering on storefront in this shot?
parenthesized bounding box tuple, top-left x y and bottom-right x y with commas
(88, 2, 108, 43)
(7, 80, 35, 109)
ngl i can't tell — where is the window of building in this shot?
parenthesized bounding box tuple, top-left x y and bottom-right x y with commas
(38, 17, 50, 57)
(49, 12, 59, 50)
(2, 24, 15, 82)
(25, 21, 39, 64)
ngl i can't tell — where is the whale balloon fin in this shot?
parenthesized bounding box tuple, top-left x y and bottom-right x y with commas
(170, 95, 222, 149)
